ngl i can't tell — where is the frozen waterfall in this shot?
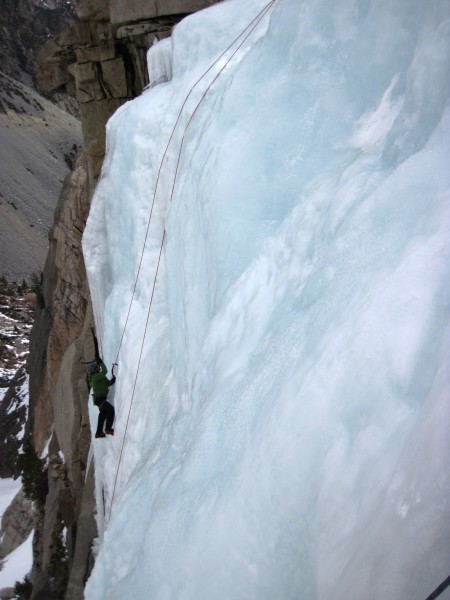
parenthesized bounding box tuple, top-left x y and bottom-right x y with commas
(82, 0, 450, 598)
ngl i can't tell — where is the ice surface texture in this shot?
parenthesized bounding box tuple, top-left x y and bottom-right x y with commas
(83, 0, 450, 598)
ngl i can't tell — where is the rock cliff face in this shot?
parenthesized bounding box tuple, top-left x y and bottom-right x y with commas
(38, 0, 219, 187)
(28, 151, 96, 600)
(0, 0, 82, 282)
(0, 366, 29, 479)
(27, 1, 220, 598)
(0, 488, 34, 562)
(0, 0, 79, 88)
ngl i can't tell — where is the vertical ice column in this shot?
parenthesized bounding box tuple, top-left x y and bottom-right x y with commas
(147, 38, 173, 87)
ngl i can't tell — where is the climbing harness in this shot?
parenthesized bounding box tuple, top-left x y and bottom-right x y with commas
(107, 0, 278, 520)
(81, 330, 115, 405)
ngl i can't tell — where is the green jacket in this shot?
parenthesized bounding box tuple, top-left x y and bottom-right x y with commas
(89, 361, 112, 398)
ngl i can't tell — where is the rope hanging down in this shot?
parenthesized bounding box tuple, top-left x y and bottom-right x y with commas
(113, 0, 277, 366)
(108, 0, 278, 519)
(424, 574, 450, 600)
(108, 232, 166, 521)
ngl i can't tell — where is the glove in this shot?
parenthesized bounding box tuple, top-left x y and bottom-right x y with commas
(110, 376, 116, 385)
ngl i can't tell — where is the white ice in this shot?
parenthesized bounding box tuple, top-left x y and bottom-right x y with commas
(83, 0, 450, 598)
(147, 38, 173, 88)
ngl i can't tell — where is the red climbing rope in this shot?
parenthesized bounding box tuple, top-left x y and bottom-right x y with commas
(113, 0, 277, 366)
(107, 0, 278, 520)
(108, 232, 166, 520)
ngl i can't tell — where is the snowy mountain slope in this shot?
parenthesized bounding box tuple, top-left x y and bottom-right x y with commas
(83, 0, 450, 598)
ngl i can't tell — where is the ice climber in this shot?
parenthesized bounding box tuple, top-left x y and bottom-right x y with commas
(87, 330, 116, 439)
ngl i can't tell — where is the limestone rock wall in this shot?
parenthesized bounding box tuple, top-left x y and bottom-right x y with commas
(28, 151, 97, 600)
(109, 0, 220, 24)
(29, 152, 91, 455)
(38, 0, 219, 188)
(0, 0, 78, 87)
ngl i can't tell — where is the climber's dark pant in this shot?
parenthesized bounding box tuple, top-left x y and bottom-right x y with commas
(94, 397, 115, 435)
